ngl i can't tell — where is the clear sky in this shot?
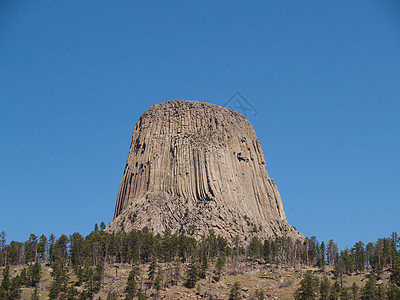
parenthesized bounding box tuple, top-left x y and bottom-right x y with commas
(1, 1, 399, 249)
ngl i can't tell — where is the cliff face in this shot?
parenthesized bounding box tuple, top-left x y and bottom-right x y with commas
(107, 100, 302, 242)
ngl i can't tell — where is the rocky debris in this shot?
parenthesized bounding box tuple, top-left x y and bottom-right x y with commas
(107, 100, 302, 243)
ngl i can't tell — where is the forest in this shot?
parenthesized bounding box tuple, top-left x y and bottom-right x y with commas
(0, 225, 399, 299)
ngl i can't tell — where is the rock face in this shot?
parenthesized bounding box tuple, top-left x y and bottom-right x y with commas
(107, 100, 302, 242)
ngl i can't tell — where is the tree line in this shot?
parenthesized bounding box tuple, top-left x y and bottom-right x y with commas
(0, 226, 399, 299)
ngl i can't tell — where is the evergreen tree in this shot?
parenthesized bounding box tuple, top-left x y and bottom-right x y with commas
(37, 234, 48, 263)
(148, 258, 158, 281)
(25, 234, 38, 263)
(200, 251, 208, 278)
(317, 241, 326, 268)
(7, 276, 22, 300)
(340, 287, 350, 300)
(49, 261, 69, 299)
(106, 292, 118, 300)
(351, 282, 359, 300)
(19, 268, 28, 286)
(124, 267, 139, 300)
(229, 281, 242, 300)
(294, 271, 319, 300)
(0, 266, 10, 293)
(94, 224, 99, 232)
(387, 283, 400, 300)
(28, 261, 42, 287)
(376, 284, 385, 300)
(154, 268, 164, 291)
(100, 222, 106, 231)
(390, 258, 400, 287)
(185, 261, 199, 288)
(171, 260, 181, 286)
(215, 254, 226, 276)
(352, 241, 366, 273)
(319, 275, 331, 300)
(329, 281, 340, 300)
(0, 231, 6, 267)
(361, 272, 377, 300)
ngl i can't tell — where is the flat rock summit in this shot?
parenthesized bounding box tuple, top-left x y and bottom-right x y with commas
(107, 100, 302, 243)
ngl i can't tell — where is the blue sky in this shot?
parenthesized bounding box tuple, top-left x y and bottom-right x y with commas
(1, 1, 399, 249)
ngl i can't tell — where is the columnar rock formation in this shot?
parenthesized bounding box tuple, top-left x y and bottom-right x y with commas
(107, 100, 302, 242)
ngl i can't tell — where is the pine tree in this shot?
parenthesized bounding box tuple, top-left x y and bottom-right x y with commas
(200, 251, 208, 278)
(340, 287, 350, 300)
(390, 258, 400, 287)
(29, 262, 42, 287)
(351, 282, 359, 300)
(100, 222, 106, 231)
(215, 254, 226, 276)
(361, 272, 377, 300)
(106, 292, 118, 300)
(376, 284, 385, 300)
(319, 275, 331, 300)
(171, 260, 181, 286)
(0, 266, 10, 292)
(229, 281, 242, 300)
(0, 231, 6, 267)
(154, 268, 164, 290)
(107, 292, 118, 300)
(37, 234, 48, 263)
(49, 261, 69, 299)
(7, 276, 22, 300)
(185, 261, 199, 288)
(329, 281, 340, 300)
(124, 267, 139, 300)
(387, 283, 400, 300)
(148, 258, 158, 281)
(294, 271, 319, 300)
(94, 224, 99, 232)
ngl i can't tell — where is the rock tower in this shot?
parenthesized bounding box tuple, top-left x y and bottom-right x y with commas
(107, 100, 302, 242)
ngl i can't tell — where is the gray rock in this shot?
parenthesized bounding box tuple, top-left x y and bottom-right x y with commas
(107, 100, 303, 243)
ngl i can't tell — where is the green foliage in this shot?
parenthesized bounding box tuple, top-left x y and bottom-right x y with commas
(148, 258, 158, 281)
(154, 268, 164, 290)
(200, 251, 208, 278)
(351, 282, 359, 300)
(106, 292, 118, 300)
(361, 272, 377, 300)
(1, 266, 10, 292)
(387, 283, 400, 300)
(28, 262, 42, 287)
(185, 261, 199, 288)
(49, 260, 70, 299)
(215, 254, 226, 275)
(7, 276, 22, 300)
(229, 281, 242, 300)
(100, 222, 106, 231)
(124, 267, 139, 299)
(390, 258, 400, 287)
(294, 271, 319, 300)
(0, 269, 22, 300)
(329, 281, 340, 300)
(0, 226, 399, 299)
(319, 275, 331, 300)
